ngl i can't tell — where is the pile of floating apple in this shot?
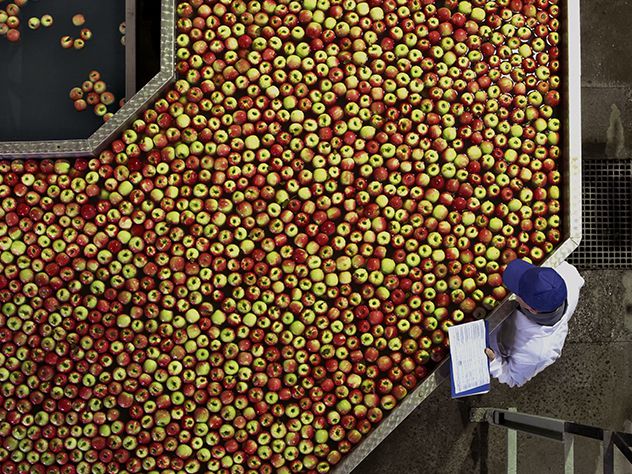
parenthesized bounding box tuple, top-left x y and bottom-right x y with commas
(60, 13, 93, 50)
(0, 0, 29, 42)
(0, 0, 562, 472)
(69, 70, 118, 122)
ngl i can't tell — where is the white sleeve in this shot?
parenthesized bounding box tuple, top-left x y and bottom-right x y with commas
(489, 354, 540, 388)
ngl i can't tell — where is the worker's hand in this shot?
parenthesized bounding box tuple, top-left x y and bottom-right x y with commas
(484, 348, 495, 361)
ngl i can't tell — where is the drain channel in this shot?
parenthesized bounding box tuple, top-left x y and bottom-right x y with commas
(569, 160, 632, 269)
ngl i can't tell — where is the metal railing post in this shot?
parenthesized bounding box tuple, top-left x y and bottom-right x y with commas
(507, 408, 518, 474)
(563, 433, 575, 474)
(470, 408, 632, 474)
(603, 431, 615, 474)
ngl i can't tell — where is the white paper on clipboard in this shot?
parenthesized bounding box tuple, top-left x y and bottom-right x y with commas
(448, 320, 490, 398)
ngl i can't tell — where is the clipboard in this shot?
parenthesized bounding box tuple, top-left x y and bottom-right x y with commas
(448, 320, 491, 398)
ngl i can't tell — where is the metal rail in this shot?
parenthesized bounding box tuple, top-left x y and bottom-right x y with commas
(471, 408, 632, 473)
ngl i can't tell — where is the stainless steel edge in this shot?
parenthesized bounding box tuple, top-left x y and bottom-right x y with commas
(0, 0, 176, 160)
(566, 0, 582, 245)
(333, 1, 581, 472)
(89, 72, 175, 154)
(160, 0, 177, 74)
(0, 140, 91, 158)
(90, 0, 176, 155)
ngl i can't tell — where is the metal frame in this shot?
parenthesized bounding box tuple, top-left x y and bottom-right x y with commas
(0, 0, 176, 159)
(333, 0, 582, 471)
(471, 408, 632, 474)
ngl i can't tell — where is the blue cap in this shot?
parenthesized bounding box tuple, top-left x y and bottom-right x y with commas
(502, 259, 567, 312)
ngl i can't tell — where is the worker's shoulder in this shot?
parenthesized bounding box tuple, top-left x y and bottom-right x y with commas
(555, 261, 585, 287)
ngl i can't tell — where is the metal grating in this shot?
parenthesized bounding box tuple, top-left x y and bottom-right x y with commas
(569, 160, 632, 269)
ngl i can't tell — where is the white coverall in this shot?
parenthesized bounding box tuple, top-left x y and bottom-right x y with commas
(489, 261, 585, 388)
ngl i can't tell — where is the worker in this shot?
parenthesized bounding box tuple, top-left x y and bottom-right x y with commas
(485, 258, 585, 388)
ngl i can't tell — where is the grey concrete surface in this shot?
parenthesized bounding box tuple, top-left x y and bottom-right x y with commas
(580, 0, 632, 87)
(569, 270, 632, 343)
(581, 0, 632, 153)
(582, 88, 632, 155)
(354, 270, 632, 474)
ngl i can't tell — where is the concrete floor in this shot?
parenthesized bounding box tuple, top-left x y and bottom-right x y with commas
(354, 271, 632, 474)
(581, 0, 632, 157)
(353, 0, 632, 471)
